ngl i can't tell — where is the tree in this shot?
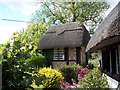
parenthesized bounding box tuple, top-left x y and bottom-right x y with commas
(34, 1, 110, 34)
(18, 1, 110, 46)
(18, 18, 50, 45)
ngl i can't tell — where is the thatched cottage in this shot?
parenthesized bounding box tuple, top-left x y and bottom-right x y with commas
(86, 2, 120, 88)
(38, 22, 90, 68)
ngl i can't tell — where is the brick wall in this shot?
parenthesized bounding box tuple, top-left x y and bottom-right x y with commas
(52, 47, 86, 69)
(52, 61, 66, 69)
(69, 48, 76, 60)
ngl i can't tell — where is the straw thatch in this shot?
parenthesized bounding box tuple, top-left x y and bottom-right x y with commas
(86, 2, 120, 52)
(38, 22, 90, 49)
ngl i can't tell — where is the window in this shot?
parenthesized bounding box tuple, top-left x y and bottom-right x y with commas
(111, 47, 117, 74)
(118, 45, 120, 74)
(53, 49, 65, 60)
(102, 45, 120, 81)
(102, 49, 110, 72)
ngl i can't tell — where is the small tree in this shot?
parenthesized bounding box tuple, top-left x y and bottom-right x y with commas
(1, 32, 48, 89)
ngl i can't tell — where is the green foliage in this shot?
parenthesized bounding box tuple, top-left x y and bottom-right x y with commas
(17, 1, 110, 48)
(60, 64, 82, 84)
(37, 67, 64, 88)
(43, 49, 54, 66)
(1, 33, 48, 89)
(79, 68, 109, 89)
(87, 62, 94, 69)
(88, 53, 99, 67)
(18, 18, 50, 45)
(34, 1, 110, 34)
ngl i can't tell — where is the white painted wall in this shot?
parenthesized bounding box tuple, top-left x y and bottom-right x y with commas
(106, 75, 118, 88)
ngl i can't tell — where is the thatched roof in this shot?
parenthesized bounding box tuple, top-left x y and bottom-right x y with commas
(86, 2, 120, 52)
(38, 22, 90, 49)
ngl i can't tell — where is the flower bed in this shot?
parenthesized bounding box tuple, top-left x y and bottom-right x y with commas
(60, 65, 109, 89)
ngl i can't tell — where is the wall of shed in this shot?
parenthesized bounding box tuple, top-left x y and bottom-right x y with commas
(52, 47, 87, 68)
(69, 47, 87, 66)
(52, 61, 66, 69)
(52, 48, 77, 68)
(98, 45, 120, 88)
(69, 48, 76, 61)
(80, 47, 86, 66)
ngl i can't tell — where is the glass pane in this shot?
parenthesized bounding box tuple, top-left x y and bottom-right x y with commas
(53, 49, 65, 60)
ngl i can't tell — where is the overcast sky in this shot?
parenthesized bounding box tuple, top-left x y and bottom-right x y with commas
(0, 0, 119, 44)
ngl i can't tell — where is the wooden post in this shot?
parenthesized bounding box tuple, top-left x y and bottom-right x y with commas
(65, 48, 69, 65)
(76, 47, 81, 64)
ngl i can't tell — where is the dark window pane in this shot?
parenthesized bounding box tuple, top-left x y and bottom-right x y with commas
(111, 48, 117, 74)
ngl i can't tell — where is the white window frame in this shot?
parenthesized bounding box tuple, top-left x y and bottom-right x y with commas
(53, 48, 65, 60)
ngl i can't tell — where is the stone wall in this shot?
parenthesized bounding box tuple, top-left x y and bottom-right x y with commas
(69, 61, 76, 65)
(52, 61, 76, 69)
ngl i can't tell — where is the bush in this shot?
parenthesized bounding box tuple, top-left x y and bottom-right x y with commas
(60, 67, 109, 89)
(59, 65, 90, 89)
(37, 67, 64, 88)
(60, 64, 90, 84)
(79, 68, 109, 89)
(1, 32, 48, 89)
(87, 62, 94, 69)
(60, 64, 81, 84)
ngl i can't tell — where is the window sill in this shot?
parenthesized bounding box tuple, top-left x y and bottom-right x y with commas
(103, 71, 120, 82)
(52, 60, 66, 61)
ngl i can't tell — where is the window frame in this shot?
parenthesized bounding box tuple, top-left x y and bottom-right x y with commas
(53, 48, 65, 61)
(101, 44, 120, 81)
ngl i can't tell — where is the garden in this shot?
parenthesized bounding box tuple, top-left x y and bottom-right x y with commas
(0, 1, 111, 90)
(0, 33, 109, 89)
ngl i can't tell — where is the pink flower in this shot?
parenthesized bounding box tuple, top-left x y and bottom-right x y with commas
(81, 68, 89, 74)
(71, 78, 76, 83)
(78, 73, 83, 79)
(76, 67, 82, 71)
(59, 82, 65, 88)
(65, 82, 70, 89)
(71, 78, 77, 87)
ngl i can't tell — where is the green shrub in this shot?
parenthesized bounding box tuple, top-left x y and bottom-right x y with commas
(87, 62, 94, 69)
(37, 67, 64, 88)
(1, 32, 48, 89)
(60, 64, 82, 84)
(79, 68, 109, 89)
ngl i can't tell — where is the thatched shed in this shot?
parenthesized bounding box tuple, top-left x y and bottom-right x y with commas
(38, 22, 90, 68)
(86, 2, 120, 87)
(86, 2, 120, 52)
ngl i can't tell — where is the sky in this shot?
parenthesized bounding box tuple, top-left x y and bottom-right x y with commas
(0, 0, 119, 44)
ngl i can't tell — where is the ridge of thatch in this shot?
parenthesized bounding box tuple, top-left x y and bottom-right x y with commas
(86, 2, 120, 52)
(38, 22, 90, 49)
